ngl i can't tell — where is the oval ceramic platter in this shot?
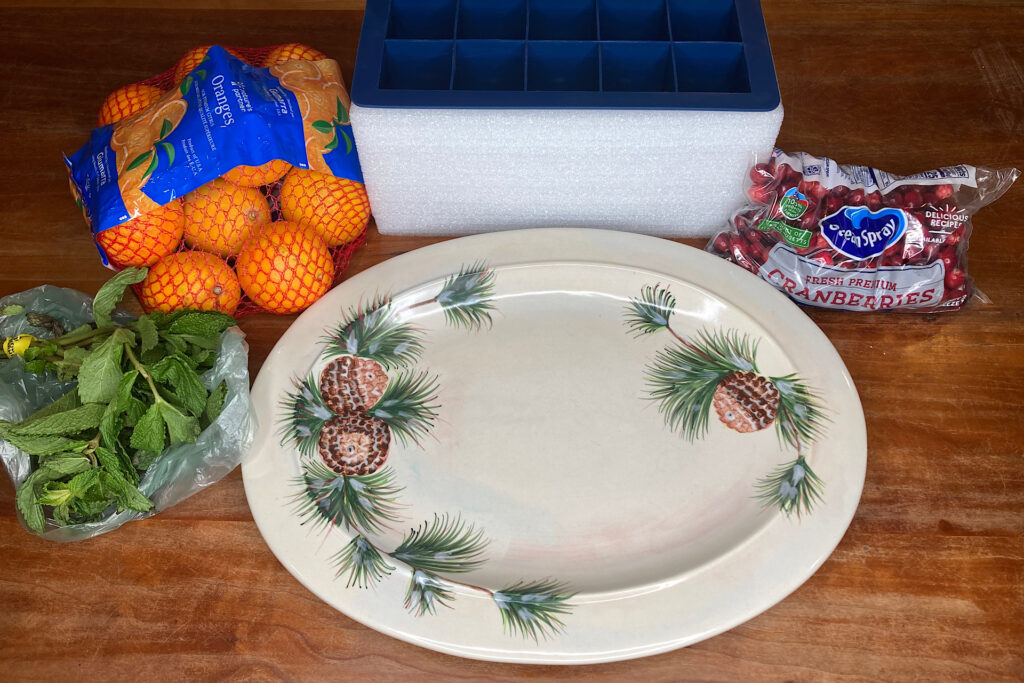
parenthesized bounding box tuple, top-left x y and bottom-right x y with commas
(242, 228, 866, 664)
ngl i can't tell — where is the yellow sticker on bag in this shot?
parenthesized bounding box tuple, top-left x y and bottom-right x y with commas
(2, 334, 36, 358)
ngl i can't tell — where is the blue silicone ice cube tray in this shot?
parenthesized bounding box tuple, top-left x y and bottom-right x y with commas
(352, 0, 780, 111)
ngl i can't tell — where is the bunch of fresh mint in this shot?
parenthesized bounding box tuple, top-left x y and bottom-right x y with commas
(0, 268, 238, 532)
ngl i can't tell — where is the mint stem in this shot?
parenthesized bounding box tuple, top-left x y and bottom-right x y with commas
(123, 344, 165, 404)
(56, 326, 114, 347)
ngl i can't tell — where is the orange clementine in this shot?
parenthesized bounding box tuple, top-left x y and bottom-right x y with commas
(139, 251, 241, 315)
(222, 159, 292, 188)
(96, 199, 184, 268)
(262, 43, 328, 67)
(279, 168, 370, 246)
(182, 178, 271, 257)
(173, 45, 245, 85)
(235, 221, 334, 314)
(97, 84, 165, 127)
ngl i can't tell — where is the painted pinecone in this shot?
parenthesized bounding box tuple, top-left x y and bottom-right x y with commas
(712, 371, 779, 433)
(317, 414, 391, 476)
(319, 355, 388, 415)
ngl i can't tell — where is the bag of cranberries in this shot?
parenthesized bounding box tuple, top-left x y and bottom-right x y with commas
(708, 149, 1019, 311)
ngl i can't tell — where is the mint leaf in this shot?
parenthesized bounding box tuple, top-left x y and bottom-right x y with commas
(95, 445, 138, 486)
(40, 455, 93, 477)
(67, 468, 102, 498)
(23, 359, 49, 375)
(100, 370, 138, 448)
(93, 267, 146, 328)
(1, 304, 24, 316)
(98, 471, 153, 513)
(125, 398, 147, 426)
(78, 335, 126, 404)
(167, 311, 236, 337)
(11, 403, 105, 436)
(134, 315, 159, 353)
(159, 401, 200, 445)
(150, 356, 207, 417)
(133, 449, 161, 470)
(130, 403, 166, 453)
(204, 381, 227, 425)
(38, 483, 74, 507)
(0, 430, 88, 456)
(16, 470, 49, 531)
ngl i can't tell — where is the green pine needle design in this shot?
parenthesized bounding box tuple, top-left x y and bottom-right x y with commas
(290, 460, 403, 535)
(756, 456, 824, 517)
(434, 261, 496, 330)
(646, 329, 760, 441)
(279, 374, 333, 458)
(493, 579, 576, 641)
(771, 374, 828, 450)
(367, 370, 440, 448)
(625, 284, 677, 336)
(322, 296, 424, 369)
(390, 513, 489, 575)
(331, 535, 395, 588)
(404, 569, 455, 616)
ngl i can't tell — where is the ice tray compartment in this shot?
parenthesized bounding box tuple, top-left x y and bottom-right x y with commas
(360, 0, 776, 105)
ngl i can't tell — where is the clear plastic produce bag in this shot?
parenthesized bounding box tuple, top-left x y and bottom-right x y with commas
(0, 285, 254, 541)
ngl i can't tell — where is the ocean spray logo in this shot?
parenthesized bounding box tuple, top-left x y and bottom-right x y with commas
(820, 207, 907, 260)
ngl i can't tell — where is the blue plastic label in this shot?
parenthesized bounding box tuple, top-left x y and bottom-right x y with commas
(67, 46, 363, 236)
(820, 207, 907, 260)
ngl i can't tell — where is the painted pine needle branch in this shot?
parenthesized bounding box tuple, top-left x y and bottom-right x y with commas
(756, 456, 824, 518)
(279, 374, 332, 458)
(366, 369, 440, 448)
(624, 284, 676, 336)
(390, 513, 490, 574)
(493, 579, 576, 641)
(322, 295, 423, 369)
(331, 534, 396, 588)
(290, 461, 404, 535)
(770, 374, 829, 450)
(434, 261, 496, 330)
(645, 328, 762, 442)
(404, 569, 455, 616)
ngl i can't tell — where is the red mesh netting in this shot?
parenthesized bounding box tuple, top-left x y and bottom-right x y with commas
(90, 43, 368, 317)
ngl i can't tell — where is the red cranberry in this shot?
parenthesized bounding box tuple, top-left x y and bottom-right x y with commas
(922, 243, 941, 262)
(748, 184, 775, 204)
(903, 188, 924, 208)
(825, 195, 844, 214)
(866, 192, 883, 210)
(733, 214, 751, 231)
(750, 163, 774, 186)
(944, 285, 967, 303)
(881, 251, 904, 267)
(713, 233, 730, 253)
(812, 233, 829, 250)
(945, 268, 965, 289)
(810, 251, 834, 266)
(938, 247, 958, 271)
(830, 185, 850, 198)
(922, 191, 939, 206)
(882, 190, 904, 207)
(944, 224, 965, 246)
(800, 213, 818, 231)
(935, 183, 954, 200)
(847, 189, 866, 206)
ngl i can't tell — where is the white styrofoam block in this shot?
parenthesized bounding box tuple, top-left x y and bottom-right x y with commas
(350, 104, 783, 238)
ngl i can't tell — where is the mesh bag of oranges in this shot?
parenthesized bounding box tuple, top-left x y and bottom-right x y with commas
(66, 44, 370, 317)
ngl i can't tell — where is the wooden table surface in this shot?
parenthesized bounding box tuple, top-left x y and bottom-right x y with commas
(2, 1, 1022, 680)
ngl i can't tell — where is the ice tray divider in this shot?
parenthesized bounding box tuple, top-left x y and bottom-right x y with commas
(449, 0, 460, 89)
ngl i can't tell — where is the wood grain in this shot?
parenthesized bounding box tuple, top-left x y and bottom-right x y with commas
(1, 2, 1022, 681)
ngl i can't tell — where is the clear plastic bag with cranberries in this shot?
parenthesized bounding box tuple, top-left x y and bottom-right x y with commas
(707, 150, 1020, 311)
